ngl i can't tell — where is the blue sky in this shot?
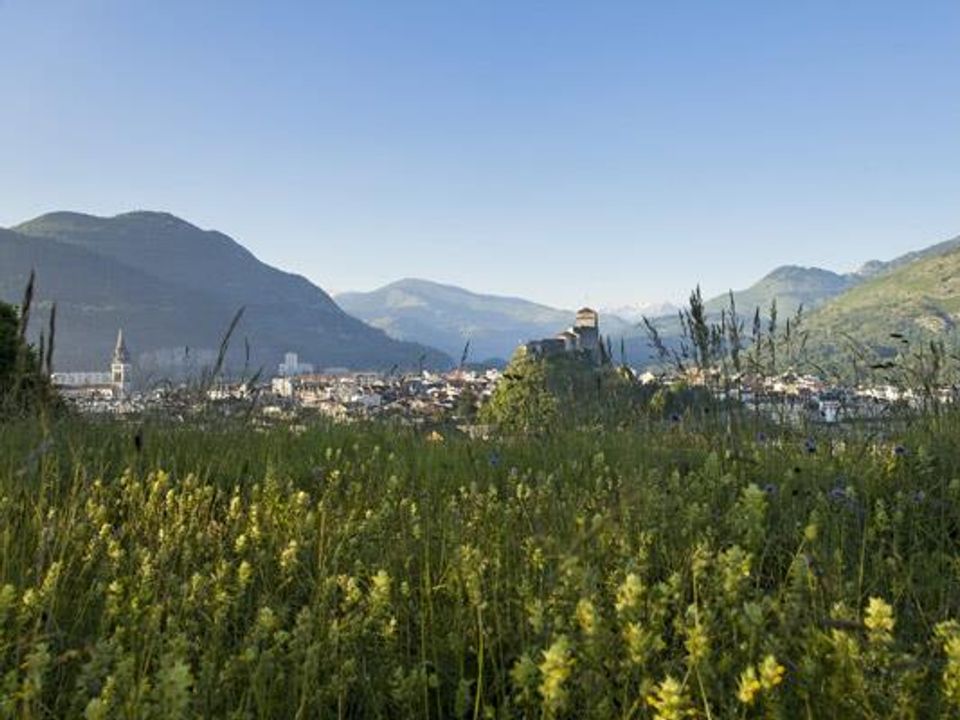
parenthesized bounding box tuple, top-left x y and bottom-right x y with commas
(1, 0, 958, 309)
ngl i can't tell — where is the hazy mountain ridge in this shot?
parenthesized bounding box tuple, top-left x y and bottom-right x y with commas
(337, 278, 639, 363)
(704, 264, 859, 319)
(601, 301, 679, 323)
(5, 209, 958, 374)
(2, 212, 451, 374)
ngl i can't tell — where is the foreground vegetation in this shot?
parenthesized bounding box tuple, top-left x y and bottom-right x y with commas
(2, 407, 960, 719)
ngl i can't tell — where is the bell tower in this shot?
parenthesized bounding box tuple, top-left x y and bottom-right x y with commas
(111, 329, 132, 399)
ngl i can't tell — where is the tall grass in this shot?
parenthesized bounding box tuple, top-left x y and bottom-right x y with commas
(2, 410, 960, 718)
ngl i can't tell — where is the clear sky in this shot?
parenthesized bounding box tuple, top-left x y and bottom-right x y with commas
(1, 0, 958, 309)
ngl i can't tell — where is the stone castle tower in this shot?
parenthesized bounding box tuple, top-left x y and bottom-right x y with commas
(574, 307, 599, 352)
(111, 329, 132, 399)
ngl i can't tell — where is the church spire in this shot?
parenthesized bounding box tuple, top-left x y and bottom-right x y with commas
(113, 329, 130, 365)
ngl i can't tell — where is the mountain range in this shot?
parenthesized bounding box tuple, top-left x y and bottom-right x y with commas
(340, 235, 960, 367)
(3, 208, 958, 376)
(336, 279, 638, 363)
(0, 212, 450, 375)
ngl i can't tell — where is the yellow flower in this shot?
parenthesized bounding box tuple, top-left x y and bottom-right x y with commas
(684, 622, 709, 663)
(279, 540, 299, 571)
(759, 655, 785, 690)
(575, 598, 598, 638)
(615, 573, 644, 615)
(737, 665, 762, 705)
(370, 569, 392, 609)
(237, 560, 252, 588)
(864, 596, 895, 635)
(936, 622, 960, 708)
(539, 635, 574, 717)
(646, 675, 690, 720)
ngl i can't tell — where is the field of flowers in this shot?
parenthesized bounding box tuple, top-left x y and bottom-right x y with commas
(2, 412, 960, 719)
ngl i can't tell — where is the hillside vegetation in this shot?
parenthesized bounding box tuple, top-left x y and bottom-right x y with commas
(803, 245, 960, 361)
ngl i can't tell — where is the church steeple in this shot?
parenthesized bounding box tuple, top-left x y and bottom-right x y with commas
(113, 329, 130, 365)
(111, 329, 132, 399)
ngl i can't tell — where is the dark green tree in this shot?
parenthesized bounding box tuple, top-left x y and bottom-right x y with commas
(479, 349, 558, 434)
(0, 299, 53, 415)
(0, 301, 20, 393)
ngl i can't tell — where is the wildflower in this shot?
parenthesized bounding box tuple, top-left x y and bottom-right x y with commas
(804, 437, 817, 454)
(237, 560, 252, 588)
(756, 431, 767, 443)
(575, 598, 598, 637)
(615, 573, 644, 615)
(763, 483, 778, 495)
(684, 622, 709, 663)
(913, 490, 926, 504)
(864, 596, 895, 636)
(338, 575, 362, 608)
(370, 569, 392, 610)
(279, 540, 299, 572)
(828, 486, 847, 503)
(234, 533, 248, 553)
(646, 675, 690, 719)
(538, 635, 574, 717)
(758, 655, 785, 690)
(893, 444, 908, 457)
(488, 451, 501, 467)
(669, 413, 681, 424)
(736, 665, 762, 704)
(256, 606, 278, 634)
(935, 621, 960, 708)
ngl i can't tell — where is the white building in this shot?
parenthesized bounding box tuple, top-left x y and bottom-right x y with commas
(51, 329, 133, 400)
(278, 352, 314, 377)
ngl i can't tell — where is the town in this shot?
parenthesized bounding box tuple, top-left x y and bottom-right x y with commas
(48, 309, 954, 427)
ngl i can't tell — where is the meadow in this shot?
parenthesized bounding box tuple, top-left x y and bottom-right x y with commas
(2, 407, 960, 719)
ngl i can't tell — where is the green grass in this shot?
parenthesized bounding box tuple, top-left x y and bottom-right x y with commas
(2, 412, 960, 718)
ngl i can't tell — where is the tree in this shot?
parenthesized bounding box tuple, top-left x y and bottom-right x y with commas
(479, 349, 558, 435)
(0, 299, 52, 415)
(0, 301, 20, 393)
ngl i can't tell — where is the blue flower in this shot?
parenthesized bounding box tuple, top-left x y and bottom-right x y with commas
(488, 451, 501, 467)
(893, 445, 908, 457)
(827, 486, 846, 502)
(756, 432, 768, 444)
(670, 413, 681, 424)
(804, 438, 817, 454)
(763, 483, 778, 496)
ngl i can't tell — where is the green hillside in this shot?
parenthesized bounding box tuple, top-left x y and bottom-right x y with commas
(803, 245, 960, 360)
(705, 265, 857, 318)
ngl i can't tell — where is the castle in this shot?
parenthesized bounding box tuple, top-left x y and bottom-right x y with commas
(524, 307, 601, 362)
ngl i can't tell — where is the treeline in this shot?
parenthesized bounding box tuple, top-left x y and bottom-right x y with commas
(0, 272, 58, 419)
